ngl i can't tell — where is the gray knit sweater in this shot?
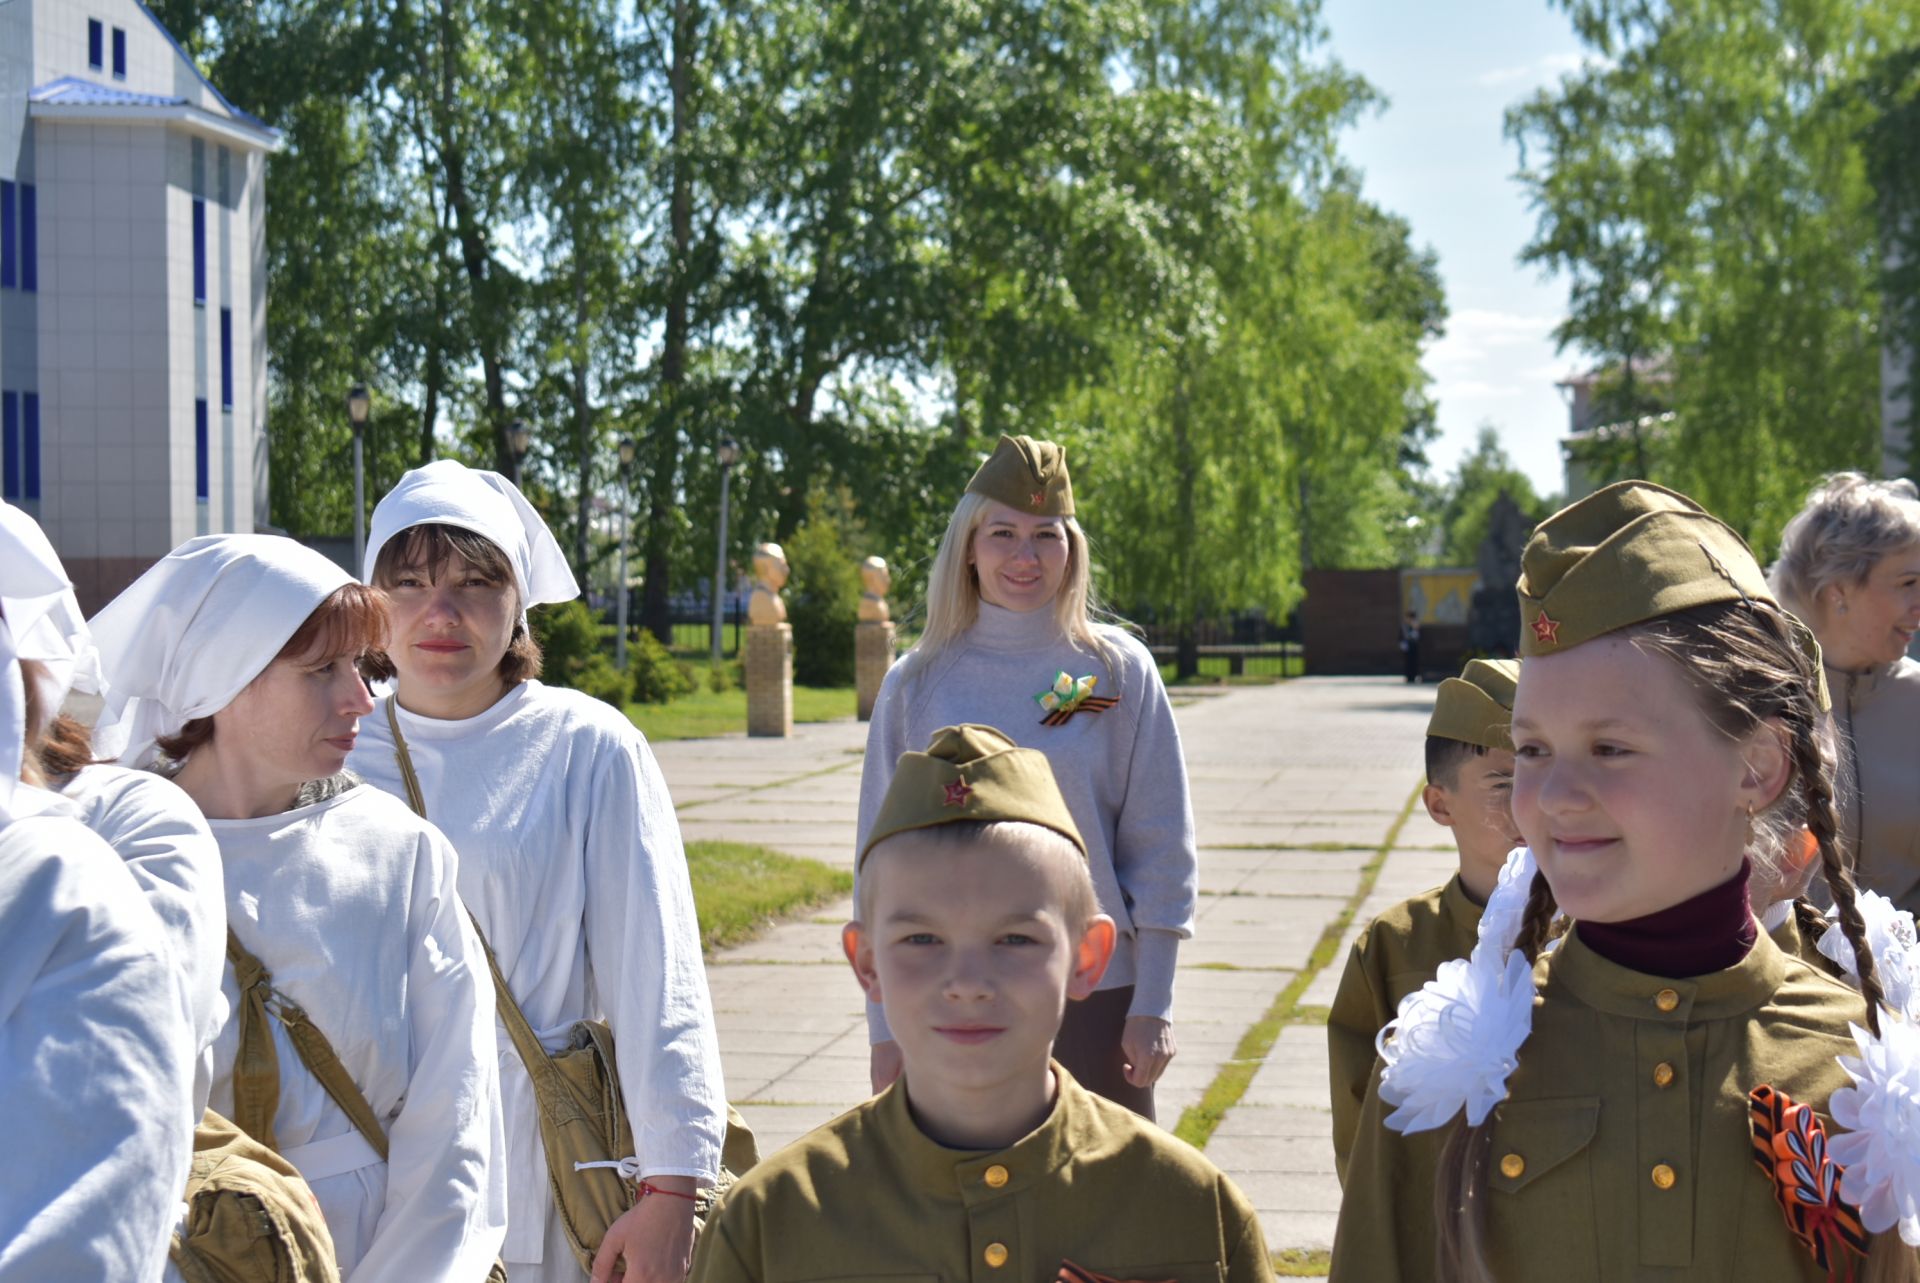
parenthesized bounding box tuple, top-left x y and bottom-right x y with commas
(856, 603, 1198, 1040)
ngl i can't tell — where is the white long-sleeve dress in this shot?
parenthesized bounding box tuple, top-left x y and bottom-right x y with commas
(205, 782, 507, 1282)
(60, 763, 228, 1114)
(350, 681, 725, 1279)
(0, 801, 195, 1282)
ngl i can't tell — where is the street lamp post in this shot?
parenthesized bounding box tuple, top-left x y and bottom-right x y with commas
(711, 437, 741, 668)
(347, 384, 371, 573)
(615, 436, 636, 670)
(507, 419, 532, 487)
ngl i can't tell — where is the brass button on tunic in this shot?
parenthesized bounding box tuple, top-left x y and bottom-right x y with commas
(1653, 1062, 1675, 1088)
(1654, 987, 1680, 1012)
(690, 1064, 1273, 1283)
(1651, 1164, 1677, 1190)
(1499, 1153, 1525, 1179)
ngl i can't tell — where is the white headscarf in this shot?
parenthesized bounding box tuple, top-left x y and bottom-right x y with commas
(363, 460, 579, 610)
(89, 535, 355, 769)
(0, 503, 79, 821)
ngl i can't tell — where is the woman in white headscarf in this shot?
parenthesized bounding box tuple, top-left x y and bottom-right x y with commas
(91, 533, 508, 1283)
(0, 502, 195, 1281)
(349, 460, 724, 1283)
(12, 519, 229, 1117)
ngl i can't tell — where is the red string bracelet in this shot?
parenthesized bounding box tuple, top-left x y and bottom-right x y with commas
(636, 1180, 699, 1203)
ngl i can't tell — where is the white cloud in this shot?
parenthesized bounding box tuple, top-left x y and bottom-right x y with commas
(1474, 52, 1601, 89)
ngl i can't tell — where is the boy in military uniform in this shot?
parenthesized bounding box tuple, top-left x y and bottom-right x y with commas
(690, 725, 1272, 1283)
(1325, 657, 1521, 1182)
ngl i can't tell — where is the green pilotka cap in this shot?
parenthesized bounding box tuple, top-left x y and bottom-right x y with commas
(1427, 658, 1521, 750)
(860, 725, 1087, 867)
(1517, 480, 1829, 709)
(964, 435, 1075, 517)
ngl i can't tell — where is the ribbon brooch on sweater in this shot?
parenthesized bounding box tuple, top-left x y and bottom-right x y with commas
(1034, 671, 1119, 726)
(1749, 1085, 1870, 1279)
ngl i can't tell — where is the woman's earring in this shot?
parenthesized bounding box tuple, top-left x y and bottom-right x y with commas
(1744, 801, 1756, 849)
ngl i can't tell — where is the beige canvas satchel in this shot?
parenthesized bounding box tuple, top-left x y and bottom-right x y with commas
(384, 699, 757, 1275)
(226, 928, 510, 1283)
(168, 1108, 343, 1283)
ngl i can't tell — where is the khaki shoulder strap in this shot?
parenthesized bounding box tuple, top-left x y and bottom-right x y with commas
(384, 698, 575, 1098)
(225, 929, 391, 1163)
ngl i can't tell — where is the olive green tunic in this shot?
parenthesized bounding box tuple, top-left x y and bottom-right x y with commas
(1330, 928, 1870, 1282)
(1767, 906, 1846, 980)
(690, 1066, 1272, 1283)
(1327, 875, 1483, 1184)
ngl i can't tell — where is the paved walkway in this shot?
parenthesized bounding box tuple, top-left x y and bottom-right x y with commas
(653, 676, 1445, 1267)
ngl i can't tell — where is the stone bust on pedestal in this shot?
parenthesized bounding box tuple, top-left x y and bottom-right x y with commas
(748, 543, 789, 626)
(858, 556, 891, 623)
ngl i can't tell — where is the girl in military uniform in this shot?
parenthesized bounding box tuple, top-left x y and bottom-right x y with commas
(1332, 482, 1920, 1282)
(857, 435, 1197, 1117)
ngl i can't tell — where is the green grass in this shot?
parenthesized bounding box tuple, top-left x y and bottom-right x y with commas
(1158, 653, 1304, 685)
(1272, 1248, 1332, 1277)
(686, 840, 852, 954)
(1171, 780, 1423, 1152)
(624, 685, 859, 741)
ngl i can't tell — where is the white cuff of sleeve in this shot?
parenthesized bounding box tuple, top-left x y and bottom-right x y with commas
(1126, 927, 1183, 1022)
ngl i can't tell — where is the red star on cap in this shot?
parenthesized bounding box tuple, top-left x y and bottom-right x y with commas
(943, 779, 973, 807)
(1531, 610, 1561, 647)
(1031, 491, 1045, 508)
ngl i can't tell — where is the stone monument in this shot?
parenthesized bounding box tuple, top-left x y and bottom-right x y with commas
(745, 542, 793, 737)
(855, 556, 896, 721)
(1468, 491, 1533, 656)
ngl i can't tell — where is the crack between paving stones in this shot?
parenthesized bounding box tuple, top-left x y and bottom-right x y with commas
(1171, 777, 1424, 1153)
(674, 758, 862, 813)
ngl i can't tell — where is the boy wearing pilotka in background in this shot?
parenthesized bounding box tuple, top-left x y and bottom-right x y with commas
(689, 724, 1273, 1283)
(1325, 657, 1522, 1184)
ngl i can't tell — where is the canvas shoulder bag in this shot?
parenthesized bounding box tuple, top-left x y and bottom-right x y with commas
(384, 699, 756, 1275)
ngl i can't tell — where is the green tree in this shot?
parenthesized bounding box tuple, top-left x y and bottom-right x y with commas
(1508, 0, 1920, 553)
(1433, 427, 1547, 566)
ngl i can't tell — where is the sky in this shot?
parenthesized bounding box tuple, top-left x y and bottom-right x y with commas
(1320, 0, 1592, 499)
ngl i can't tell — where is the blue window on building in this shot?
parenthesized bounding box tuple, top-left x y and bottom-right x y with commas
(19, 184, 34, 293)
(220, 309, 234, 408)
(195, 400, 209, 501)
(112, 27, 127, 79)
(192, 199, 206, 304)
(1, 392, 17, 501)
(0, 181, 13, 290)
(88, 19, 104, 70)
(21, 394, 39, 501)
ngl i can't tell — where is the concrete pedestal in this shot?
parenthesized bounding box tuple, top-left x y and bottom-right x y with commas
(856, 620, 896, 721)
(745, 623, 793, 738)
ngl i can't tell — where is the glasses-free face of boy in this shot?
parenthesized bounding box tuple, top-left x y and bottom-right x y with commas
(844, 825, 1115, 1149)
(1423, 747, 1522, 903)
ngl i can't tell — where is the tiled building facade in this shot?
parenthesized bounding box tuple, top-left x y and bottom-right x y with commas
(1, 0, 277, 608)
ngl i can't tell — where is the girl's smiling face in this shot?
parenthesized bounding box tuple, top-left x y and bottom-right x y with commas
(1510, 634, 1784, 924)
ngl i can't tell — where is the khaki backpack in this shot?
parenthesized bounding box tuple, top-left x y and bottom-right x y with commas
(168, 1109, 342, 1283)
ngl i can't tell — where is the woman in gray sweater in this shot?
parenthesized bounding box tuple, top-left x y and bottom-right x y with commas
(856, 435, 1198, 1118)
(1769, 472, 1920, 915)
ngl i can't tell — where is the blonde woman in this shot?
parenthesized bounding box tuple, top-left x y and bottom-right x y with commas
(1769, 472, 1920, 914)
(856, 435, 1197, 1118)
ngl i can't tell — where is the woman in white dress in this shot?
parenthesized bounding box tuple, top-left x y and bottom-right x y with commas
(0, 501, 194, 1281)
(91, 533, 507, 1283)
(349, 460, 724, 1283)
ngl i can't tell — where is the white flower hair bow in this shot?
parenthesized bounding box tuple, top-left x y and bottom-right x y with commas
(1815, 891, 1920, 1246)
(1376, 846, 1549, 1134)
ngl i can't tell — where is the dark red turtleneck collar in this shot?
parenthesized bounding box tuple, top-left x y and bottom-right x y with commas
(1577, 859, 1757, 979)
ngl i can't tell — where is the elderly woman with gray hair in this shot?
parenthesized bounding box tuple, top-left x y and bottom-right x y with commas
(1769, 471, 1920, 913)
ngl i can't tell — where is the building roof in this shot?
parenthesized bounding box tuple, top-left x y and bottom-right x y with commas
(133, 0, 276, 136)
(28, 76, 281, 151)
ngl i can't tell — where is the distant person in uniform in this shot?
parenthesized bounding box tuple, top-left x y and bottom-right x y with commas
(1399, 609, 1421, 683)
